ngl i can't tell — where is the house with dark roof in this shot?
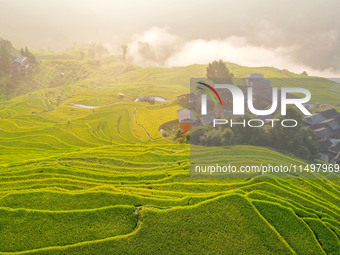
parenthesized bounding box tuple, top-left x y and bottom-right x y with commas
(177, 108, 197, 133)
(11, 56, 30, 75)
(316, 140, 336, 162)
(318, 140, 332, 153)
(304, 114, 327, 126)
(314, 127, 333, 140)
(246, 73, 270, 88)
(315, 119, 340, 131)
(318, 153, 329, 162)
(329, 141, 340, 155)
(247, 73, 264, 80)
(309, 108, 340, 162)
(333, 152, 340, 164)
(318, 108, 340, 120)
(249, 79, 272, 90)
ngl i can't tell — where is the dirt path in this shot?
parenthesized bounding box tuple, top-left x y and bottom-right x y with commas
(134, 107, 154, 141)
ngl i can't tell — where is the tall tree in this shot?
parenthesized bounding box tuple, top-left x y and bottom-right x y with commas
(23, 46, 37, 65)
(121, 45, 127, 60)
(206, 60, 234, 80)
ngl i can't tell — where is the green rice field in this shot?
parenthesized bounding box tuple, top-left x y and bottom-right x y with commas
(0, 55, 339, 254)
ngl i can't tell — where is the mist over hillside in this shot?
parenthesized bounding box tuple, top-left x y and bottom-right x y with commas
(1, 0, 340, 77)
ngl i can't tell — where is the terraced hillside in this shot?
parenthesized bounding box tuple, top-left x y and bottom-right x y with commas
(0, 57, 339, 254)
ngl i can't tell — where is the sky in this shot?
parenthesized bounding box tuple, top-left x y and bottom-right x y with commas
(1, 0, 340, 76)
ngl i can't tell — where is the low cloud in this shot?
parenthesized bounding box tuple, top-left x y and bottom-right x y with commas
(128, 27, 337, 77)
(127, 27, 182, 66)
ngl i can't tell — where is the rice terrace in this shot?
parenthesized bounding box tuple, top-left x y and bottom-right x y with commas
(0, 48, 339, 254)
(2, 0, 340, 252)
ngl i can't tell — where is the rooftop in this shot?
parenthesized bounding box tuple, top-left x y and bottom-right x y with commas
(248, 73, 264, 79)
(318, 108, 340, 119)
(329, 141, 340, 153)
(334, 151, 340, 161)
(304, 114, 327, 126)
(320, 118, 340, 131)
(314, 127, 333, 138)
(13, 56, 27, 64)
(318, 140, 332, 152)
(177, 108, 197, 123)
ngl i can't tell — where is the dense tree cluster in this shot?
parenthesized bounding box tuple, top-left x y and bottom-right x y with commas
(121, 45, 128, 60)
(20, 46, 37, 65)
(87, 43, 109, 59)
(0, 38, 38, 76)
(206, 59, 234, 81)
(190, 107, 318, 160)
(0, 38, 15, 75)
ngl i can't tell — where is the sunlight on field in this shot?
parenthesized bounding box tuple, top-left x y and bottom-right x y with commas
(136, 105, 180, 139)
(0, 55, 339, 254)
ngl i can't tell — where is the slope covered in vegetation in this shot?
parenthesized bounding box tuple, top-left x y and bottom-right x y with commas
(0, 55, 339, 254)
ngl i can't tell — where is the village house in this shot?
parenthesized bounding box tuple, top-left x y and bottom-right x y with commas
(318, 153, 329, 162)
(314, 127, 334, 141)
(304, 114, 327, 126)
(177, 108, 197, 133)
(317, 140, 331, 162)
(315, 119, 340, 132)
(328, 142, 340, 164)
(304, 109, 340, 140)
(329, 141, 340, 155)
(246, 73, 272, 89)
(304, 108, 340, 162)
(318, 139, 332, 153)
(318, 108, 340, 119)
(334, 152, 340, 165)
(11, 56, 30, 75)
